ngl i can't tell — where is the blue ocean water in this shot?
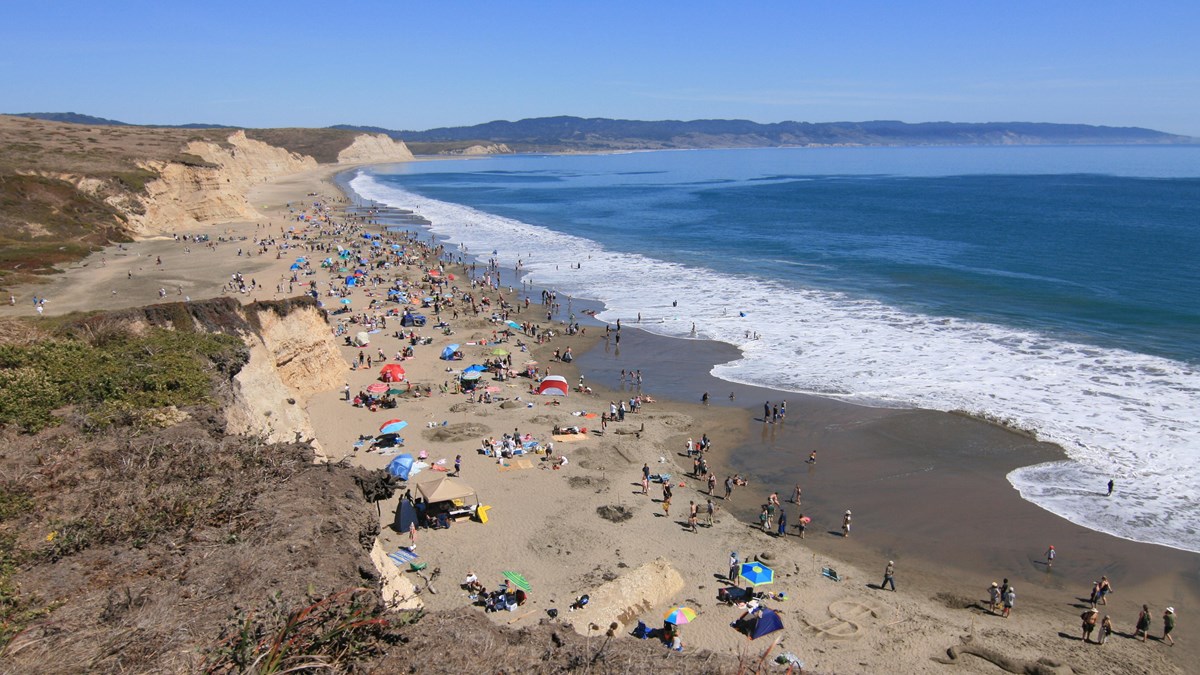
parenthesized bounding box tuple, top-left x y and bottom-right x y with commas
(349, 146, 1200, 552)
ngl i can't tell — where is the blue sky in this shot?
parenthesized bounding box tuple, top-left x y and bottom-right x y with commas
(2, 1, 1198, 135)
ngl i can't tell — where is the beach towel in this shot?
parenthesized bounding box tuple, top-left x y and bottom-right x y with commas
(388, 548, 420, 567)
(552, 434, 589, 443)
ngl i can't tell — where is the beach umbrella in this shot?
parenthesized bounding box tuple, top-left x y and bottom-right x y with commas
(664, 607, 697, 625)
(506, 320, 521, 330)
(491, 348, 509, 356)
(427, 270, 441, 277)
(289, 263, 302, 270)
(340, 298, 352, 304)
(739, 562, 775, 587)
(502, 571, 532, 592)
(295, 257, 307, 263)
(379, 420, 408, 435)
(460, 372, 482, 381)
(391, 244, 402, 250)
(366, 382, 389, 394)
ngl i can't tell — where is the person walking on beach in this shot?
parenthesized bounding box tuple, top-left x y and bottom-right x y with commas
(707, 473, 717, 496)
(763, 401, 770, 422)
(688, 501, 698, 533)
(729, 552, 740, 586)
(1107, 478, 1115, 496)
(988, 582, 1001, 614)
(791, 483, 802, 504)
(1089, 580, 1101, 607)
(808, 450, 817, 464)
(1081, 607, 1099, 642)
(1099, 614, 1112, 645)
(759, 505, 770, 533)
(724, 475, 733, 500)
(777, 511, 787, 537)
(796, 513, 807, 539)
(842, 510, 852, 537)
(453, 454, 462, 477)
(1162, 607, 1175, 646)
(1097, 576, 1113, 605)
(1002, 586, 1016, 618)
(706, 498, 715, 527)
(1046, 545, 1055, 569)
(1136, 604, 1152, 641)
(881, 561, 896, 591)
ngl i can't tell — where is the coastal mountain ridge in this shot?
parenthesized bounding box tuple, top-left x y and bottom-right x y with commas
(10, 112, 1193, 155)
(335, 116, 1195, 153)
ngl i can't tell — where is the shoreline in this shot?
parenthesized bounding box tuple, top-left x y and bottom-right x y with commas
(6, 158, 1192, 671)
(335, 164, 1198, 669)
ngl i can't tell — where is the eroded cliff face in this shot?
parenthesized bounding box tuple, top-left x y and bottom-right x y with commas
(225, 302, 346, 461)
(131, 131, 317, 235)
(336, 133, 415, 164)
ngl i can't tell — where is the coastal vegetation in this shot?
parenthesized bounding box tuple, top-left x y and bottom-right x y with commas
(0, 318, 244, 432)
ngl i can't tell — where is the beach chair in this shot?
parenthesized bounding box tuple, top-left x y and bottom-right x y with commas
(822, 567, 842, 582)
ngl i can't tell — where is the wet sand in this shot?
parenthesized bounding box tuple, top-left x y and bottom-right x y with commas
(579, 323, 1200, 644)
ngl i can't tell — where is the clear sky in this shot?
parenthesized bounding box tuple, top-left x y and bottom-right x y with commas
(2, 1, 1198, 136)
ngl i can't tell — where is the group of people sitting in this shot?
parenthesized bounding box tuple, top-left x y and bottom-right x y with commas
(463, 573, 529, 613)
(479, 433, 541, 458)
(352, 392, 397, 410)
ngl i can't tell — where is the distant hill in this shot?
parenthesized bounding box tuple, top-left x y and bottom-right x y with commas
(335, 116, 1195, 153)
(12, 112, 236, 129)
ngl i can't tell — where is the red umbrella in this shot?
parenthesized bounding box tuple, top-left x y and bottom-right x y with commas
(379, 419, 404, 433)
(366, 382, 389, 394)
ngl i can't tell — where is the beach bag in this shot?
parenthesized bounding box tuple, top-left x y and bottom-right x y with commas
(632, 621, 651, 639)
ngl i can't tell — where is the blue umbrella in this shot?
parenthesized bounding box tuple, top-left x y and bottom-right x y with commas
(289, 263, 302, 270)
(506, 320, 521, 329)
(739, 562, 775, 587)
(295, 257, 307, 263)
(380, 420, 408, 435)
(391, 244, 402, 250)
(340, 298, 352, 305)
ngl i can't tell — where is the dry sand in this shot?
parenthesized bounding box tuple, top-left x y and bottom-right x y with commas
(12, 162, 1195, 674)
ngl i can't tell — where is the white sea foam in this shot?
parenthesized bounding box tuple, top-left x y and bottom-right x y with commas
(350, 171, 1200, 553)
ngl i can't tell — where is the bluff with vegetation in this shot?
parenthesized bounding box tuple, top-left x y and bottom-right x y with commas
(0, 300, 733, 672)
(0, 115, 412, 288)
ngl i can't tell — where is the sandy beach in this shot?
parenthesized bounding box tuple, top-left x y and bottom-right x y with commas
(10, 161, 1196, 674)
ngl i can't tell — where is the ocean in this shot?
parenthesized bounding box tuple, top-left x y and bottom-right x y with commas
(347, 145, 1200, 553)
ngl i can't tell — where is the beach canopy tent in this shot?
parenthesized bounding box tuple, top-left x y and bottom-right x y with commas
(537, 375, 569, 396)
(441, 344, 462, 360)
(380, 363, 406, 382)
(346, 276, 357, 286)
(415, 475, 478, 506)
(463, 364, 488, 374)
(387, 454, 416, 480)
(737, 608, 784, 640)
(355, 332, 370, 347)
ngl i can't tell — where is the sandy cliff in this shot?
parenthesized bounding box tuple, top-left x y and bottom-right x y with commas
(225, 302, 346, 461)
(131, 131, 317, 235)
(336, 133, 415, 164)
(128, 131, 412, 236)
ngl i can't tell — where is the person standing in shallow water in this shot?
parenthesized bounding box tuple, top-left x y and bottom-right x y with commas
(842, 510, 852, 537)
